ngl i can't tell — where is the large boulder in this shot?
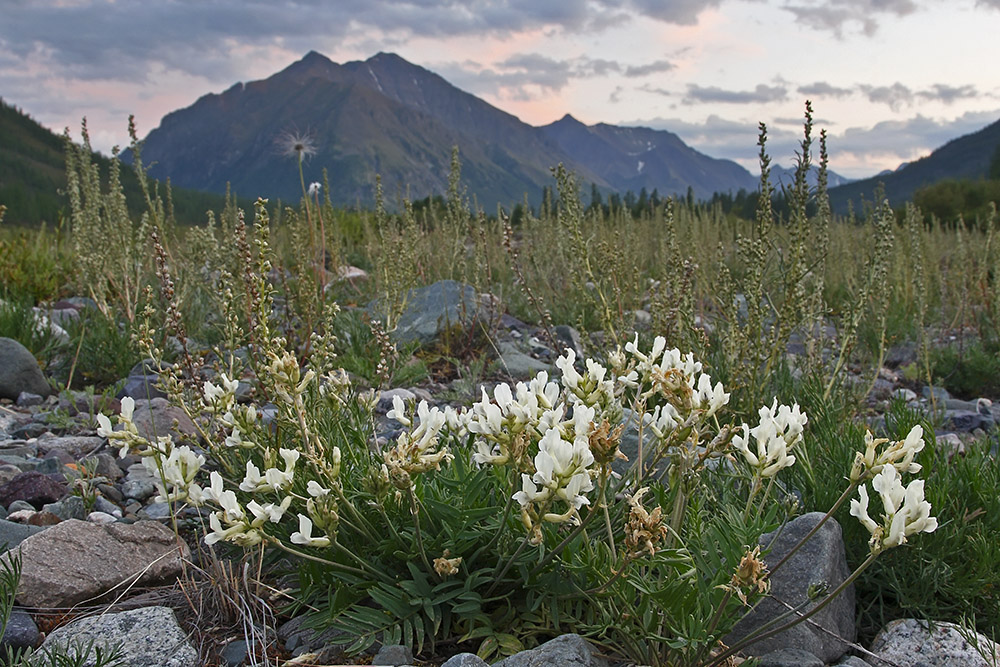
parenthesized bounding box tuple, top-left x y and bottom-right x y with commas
(37, 606, 198, 667)
(0, 338, 50, 400)
(493, 634, 608, 667)
(725, 512, 856, 663)
(370, 280, 496, 347)
(3, 519, 189, 608)
(866, 618, 999, 666)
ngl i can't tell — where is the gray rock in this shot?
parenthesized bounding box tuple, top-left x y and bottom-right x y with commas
(117, 374, 168, 401)
(892, 388, 917, 402)
(614, 408, 666, 479)
(922, 386, 951, 402)
(725, 512, 855, 663)
(15, 392, 44, 408)
(497, 342, 549, 379)
(34, 435, 103, 459)
(220, 639, 249, 666)
(869, 378, 895, 400)
(3, 518, 189, 608)
(34, 457, 63, 475)
(554, 325, 585, 360)
(945, 410, 994, 432)
(493, 634, 608, 667)
(6, 501, 34, 514)
(277, 615, 347, 656)
(82, 453, 121, 481)
(131, 398, 199, 443)
(373, 280, 493, 346)
(42, 495, 87, 521)
(866, 618, 999, 666)
(835, 657, 869, 667)
(138, 502, 172, 521)
(441, 653, 488, 667)
(936, 433, 965, 458)
(885, 342, 917, 367)
(373, 643, 414, 665)
(38, 606, 198, 667)
(0, 466, 22, 487)
(0, 338, 51, 400)
(2, 608, 39, 652)
(758, 647, 824, 666)
(92, 496, 121, 516)
(87, 511, 118, 524)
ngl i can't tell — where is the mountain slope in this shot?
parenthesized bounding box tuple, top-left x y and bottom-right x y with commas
(829, 117, 1000, 213)
(540, 114, 758, 199)
(133, 51, 604, 206)
(0, 99, 232, 226)
(128, 52, 762, 207)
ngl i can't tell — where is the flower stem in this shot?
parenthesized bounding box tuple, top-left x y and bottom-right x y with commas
(769, 481, 857, 578)
(529, 504, 600, 578)
(707, 552, 878, 666)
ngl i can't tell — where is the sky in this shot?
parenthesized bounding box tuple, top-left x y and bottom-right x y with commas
(2, 0, 1000, 179)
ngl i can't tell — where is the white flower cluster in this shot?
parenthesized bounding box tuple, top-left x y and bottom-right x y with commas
(733, 399, 808, 478)
(96, 396, 142, 458)
(201, 471, 292, 547)
(623, 334, 729, 417)
(850, 464, 937, 553)
(512, 406, 598, 530)
(98, 395, 208, 507)
(849, 425, 937, 554)
(384, 396, 453, 482)
(556, 350, 621, 421)
(850, 425, 925, 482)
(467, 372, 561, 466)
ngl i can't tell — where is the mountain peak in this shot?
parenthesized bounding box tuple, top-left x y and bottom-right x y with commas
(557, 113, 584, 126)
(301, 50, 332, 64)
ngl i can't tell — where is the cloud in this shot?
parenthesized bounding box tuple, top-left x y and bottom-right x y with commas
(798, 81, 853, 98)
(0, 0, 718, 85)
(621, 109, 1000, 179)
(859, 82, 981, 110)
(918, 83, 979, 104)
(440, 53, 675, 101)
(684, 83, 789, 104)
(783, 0, 918, 37)
(835, 110, 1000, 158)
(624, 60, 676, 77)
(613, 0, 726, 25)
(859, 82, 914, 111)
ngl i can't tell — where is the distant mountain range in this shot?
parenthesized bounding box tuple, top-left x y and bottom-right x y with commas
(828, 117, 1000, 213)
(128, 51, 764, 206)
(5, 50, 1000, 219)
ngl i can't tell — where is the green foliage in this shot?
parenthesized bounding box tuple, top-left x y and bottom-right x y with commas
(930, 342, 1000, 399)
(0, 224, 70, 302)
(0, 98, 244, 227)
(59, 307, 141, 389)
(914, 179, 1000, 226)
(0, 294, 64, 367)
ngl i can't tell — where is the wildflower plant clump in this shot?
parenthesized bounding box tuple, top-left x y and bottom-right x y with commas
(93, 298, 940, 665)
